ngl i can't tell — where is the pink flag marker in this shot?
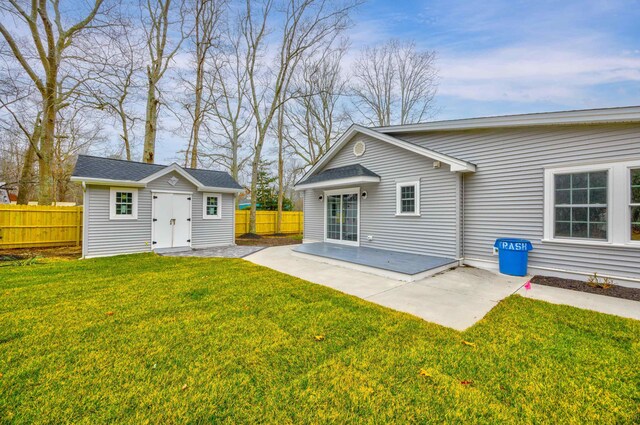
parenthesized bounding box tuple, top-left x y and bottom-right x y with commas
(524, 281, 532, 291)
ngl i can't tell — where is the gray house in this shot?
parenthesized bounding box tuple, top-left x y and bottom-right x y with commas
(71, 155, 243, 258)
(294, 106, 640, 286)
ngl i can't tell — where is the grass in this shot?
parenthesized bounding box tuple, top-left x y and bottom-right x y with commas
(1, 254, 639, 424)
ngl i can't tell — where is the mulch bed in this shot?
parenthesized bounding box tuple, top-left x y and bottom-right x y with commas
(236, 234, 302, 247)
(0, 246, 82, 261)
(531, 275, 640, 302)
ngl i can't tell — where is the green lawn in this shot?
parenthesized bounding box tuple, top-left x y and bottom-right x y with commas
(1, 254, 638, 424)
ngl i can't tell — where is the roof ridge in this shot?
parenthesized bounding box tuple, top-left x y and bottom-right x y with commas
(78, 154, 227, 174)
(77, 154, 166, 167)
(371, 105, 640, 130)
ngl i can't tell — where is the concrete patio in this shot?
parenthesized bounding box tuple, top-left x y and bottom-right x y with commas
(245, 245, 527, 330)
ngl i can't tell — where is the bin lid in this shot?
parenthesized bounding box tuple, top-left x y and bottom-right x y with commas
(494, 238, 533, 251)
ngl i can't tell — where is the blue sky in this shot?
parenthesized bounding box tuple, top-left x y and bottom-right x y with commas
(348, 0, 640, 119)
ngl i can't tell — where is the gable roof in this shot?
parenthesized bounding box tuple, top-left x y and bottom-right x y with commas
(297, 125, 476, 186)
(71, 155, 243, 192)
(296, 164, 381, 189)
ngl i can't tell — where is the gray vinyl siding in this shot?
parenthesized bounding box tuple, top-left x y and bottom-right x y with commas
(303, 188, 324, 242)
(305, 134, 459, 258)
(84, 170, 235, 258)
(398, 123, 640, 279)
(190, 192, 235, 248)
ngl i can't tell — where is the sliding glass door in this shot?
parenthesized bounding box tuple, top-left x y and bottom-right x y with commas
(325, 189, 359, 245)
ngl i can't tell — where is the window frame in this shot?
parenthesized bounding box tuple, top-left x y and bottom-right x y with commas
(395, 180, 420, 216)
(109, 187, 138, 220)
(543, 159, 640, 248)
(202, 193, 222, 220)
(627, 166, 640, 244)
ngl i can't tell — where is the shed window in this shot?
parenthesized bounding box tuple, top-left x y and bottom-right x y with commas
(396, 181, 420, 216)
(631, 169, 640, 241)
(553, 171, 608, 240)
(109, 187, 138, 220)
(203, 193, 221, 219)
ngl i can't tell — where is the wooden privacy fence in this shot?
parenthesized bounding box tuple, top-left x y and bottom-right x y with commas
(0, 205, 303, 249)
(235, 210, 303, 236)
(0, 204, 83, 249)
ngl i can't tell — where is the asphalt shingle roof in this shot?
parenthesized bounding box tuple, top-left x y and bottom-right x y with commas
(298, 164, 379, 185)
(72, 155, 242, 190)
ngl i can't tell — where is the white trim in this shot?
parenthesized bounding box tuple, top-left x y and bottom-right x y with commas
(70, 176, 146, 187)
(295, 175, 380, 191)
(297, 125, 475, 186)
(109, 187, 138, 220)
(323, 187, 360, 246)
(395, 180, 421, 216)
(202, 193, 222, 220)
(139, 163, 203, 187)
(543, 159, 640, 247)
(375, 105, 640, 134)
(197, 186, 244, 194)
(151, 189, 193, 195)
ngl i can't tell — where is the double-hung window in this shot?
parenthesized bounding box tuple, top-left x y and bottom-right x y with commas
(109, 187, 138, 220)
(545, 160, 640, 246)
(553, 171, 608, 240)
(631, 168, 640, 241)
(203, 193, 221, 219)
(396, 181, 420, 216)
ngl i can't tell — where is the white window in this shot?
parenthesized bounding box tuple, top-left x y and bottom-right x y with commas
(396, 180, 420, 216)
(544, 159, 640, 247)
(553, 170, 608, 240)
(630, 168, 640, 241)
(202, 193, 221, 219)
(109, 187, 138, 220)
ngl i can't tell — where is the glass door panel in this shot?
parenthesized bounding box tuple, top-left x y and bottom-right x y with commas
(342, 194, 358, 242)
(326, 194, 341, 241)
(325, 192, 358, 244)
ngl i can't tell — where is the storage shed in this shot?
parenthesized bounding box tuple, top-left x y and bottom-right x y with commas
(71, 155, 243, 258)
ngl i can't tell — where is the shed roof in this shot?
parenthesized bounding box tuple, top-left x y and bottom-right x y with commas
(71, 155, 243, 191)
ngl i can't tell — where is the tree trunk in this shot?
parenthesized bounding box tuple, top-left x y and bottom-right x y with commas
(17, 142, 37, 204)
(249, 157, 260, 234)
(38, 73, 57, 205)
(118, 102, 131, 160)
(143, 77, 158, 163)
(276, 107, 284, 233)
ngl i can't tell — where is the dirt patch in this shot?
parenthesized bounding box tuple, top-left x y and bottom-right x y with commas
(531, 275, 640, 302)
(236, 234, 302, 247)
(0, 246, 82, 261)
(237, 233, 263, 240)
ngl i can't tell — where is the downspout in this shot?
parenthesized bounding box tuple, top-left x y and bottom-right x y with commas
(460, 173, 465, 263)
(81, 181, 87, 259)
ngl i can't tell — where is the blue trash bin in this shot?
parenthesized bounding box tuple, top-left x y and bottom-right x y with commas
(493, 238, 533, 276)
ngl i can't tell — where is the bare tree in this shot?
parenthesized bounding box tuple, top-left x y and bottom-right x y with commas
(284, 47, 349, 168)
(83, 27, 144, 160)
(0, 0, 107, 204)
(203, 18, 253, 184)
(0, 65, 41, 203)
(181, 0, 225, 169)
(140, 0, 190, 163)
(241, 0, 357, 234)
(351, 39, 437, 126)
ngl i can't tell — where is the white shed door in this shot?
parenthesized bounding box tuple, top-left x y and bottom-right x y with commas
(153, 193, 191, 249)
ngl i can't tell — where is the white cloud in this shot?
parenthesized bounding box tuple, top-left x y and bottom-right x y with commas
(438, 42, 640, 103)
